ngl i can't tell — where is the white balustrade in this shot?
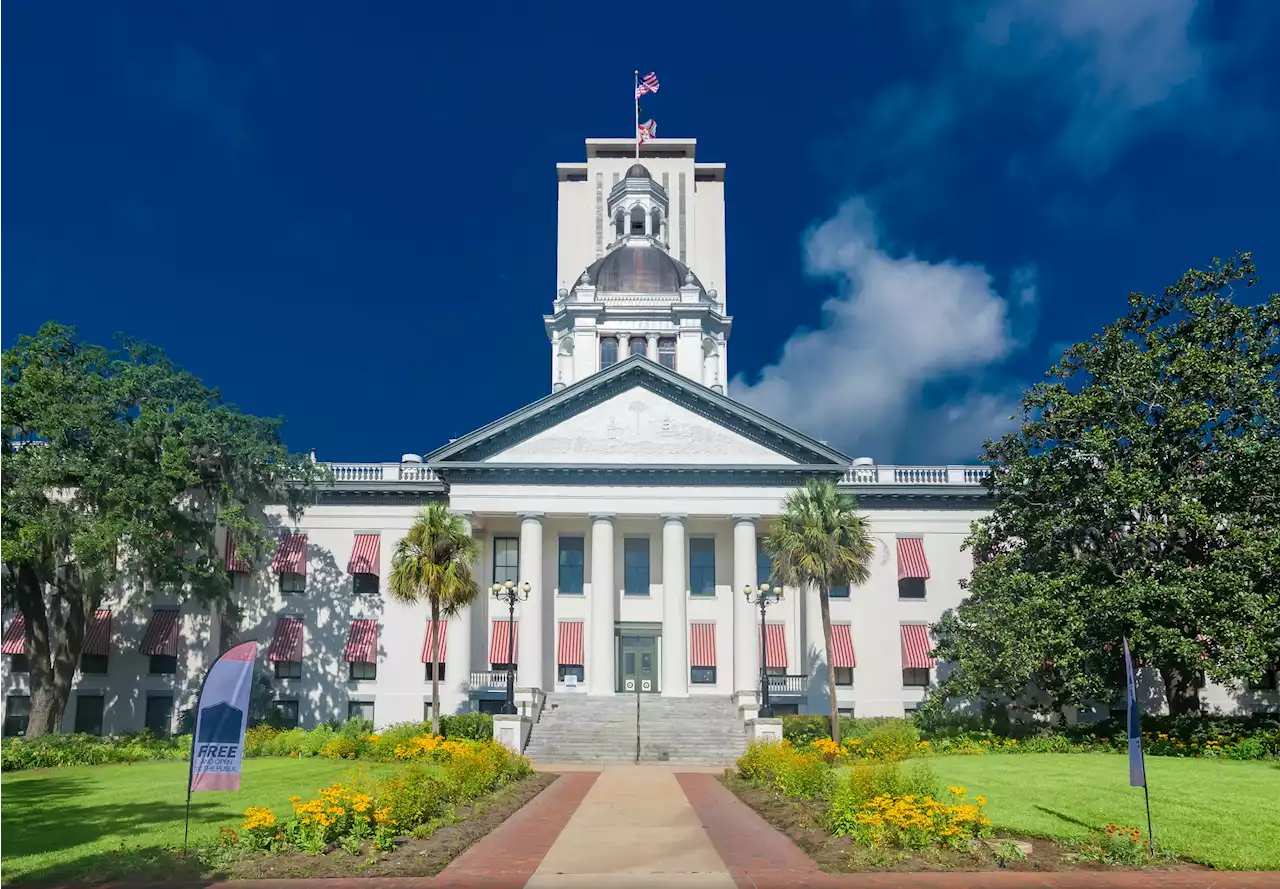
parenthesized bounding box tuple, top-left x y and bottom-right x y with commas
(840, 463, 989, 486)
(328, 462, 438, 483)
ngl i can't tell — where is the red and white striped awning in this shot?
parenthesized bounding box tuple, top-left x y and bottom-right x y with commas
(140, 609, 180, 657)
(348, 534, 381, 575)
(831, 624, 856, 668)
(268, 617, 305, 662)
(901, 624, 935, 669)
(272, 533, 308, 575)
(225, 532, 252, 573)
(761, 623, 787, 669)
(83, 610, 112, 657)
(2, 615, 27, 655)
(558, 621, 584, 666)
(897, 537, 931, 580)
(343, 619, 378, 663)
(421, 620, 448, 664)
(490, 620, 518, 664)
(689, 622, 716, 667)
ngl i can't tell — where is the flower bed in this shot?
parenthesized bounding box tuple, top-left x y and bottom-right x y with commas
(1, 714, 496, 772)
(727, 740, 1200, 872)
(234, 736, 530, 857)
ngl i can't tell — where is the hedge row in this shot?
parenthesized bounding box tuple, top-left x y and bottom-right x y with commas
(1, 713, 494, 772)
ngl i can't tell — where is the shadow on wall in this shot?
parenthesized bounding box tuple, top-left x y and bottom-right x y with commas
(229, 540, 388, 728)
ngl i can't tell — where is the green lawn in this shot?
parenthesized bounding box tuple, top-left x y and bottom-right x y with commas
(1, 758, 397, 884)
(921, 754, 1280, 870)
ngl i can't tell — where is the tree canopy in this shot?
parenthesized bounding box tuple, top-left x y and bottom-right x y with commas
(2, 322, 328, 735)
(931, 253, 1280, 717)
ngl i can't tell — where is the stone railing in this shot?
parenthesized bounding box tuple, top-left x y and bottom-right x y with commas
(840, 464, 990, 485)
(470, 670, 508, 690)
(328, 462, 439, 484)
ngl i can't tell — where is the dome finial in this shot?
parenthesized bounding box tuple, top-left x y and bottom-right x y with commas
(685, 269, 695, 285)
(580, 270, 591, 286)
(625, 163, 651, 180)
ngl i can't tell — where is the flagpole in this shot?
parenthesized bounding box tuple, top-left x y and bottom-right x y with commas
(634, 69, 640, 159)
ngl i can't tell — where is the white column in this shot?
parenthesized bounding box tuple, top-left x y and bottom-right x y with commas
(646, 333, 659, 361)
(732, 516, 759, 696)
(617, 333, 630, 357)
(445, 513, 476, 712)
(661, 514, 688, 696)
(518, 513, 545, 691)
(590, 513, 616, 695)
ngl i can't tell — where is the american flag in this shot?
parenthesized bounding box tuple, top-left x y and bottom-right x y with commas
(635, 71, 659, 99)
(638, 119, 657, 142)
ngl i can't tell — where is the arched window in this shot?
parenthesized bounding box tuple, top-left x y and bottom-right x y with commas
(651, 209, 664, 242)
(614, 211, 626, 239)
(629, 206, 646, 236)
(600, 336, 619, 368)
(629, 337, 647, 358)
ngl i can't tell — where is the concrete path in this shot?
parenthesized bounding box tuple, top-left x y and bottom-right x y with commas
(525, 766, 734, 888)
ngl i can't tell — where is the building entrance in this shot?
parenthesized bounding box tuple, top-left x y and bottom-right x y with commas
(618, 634, 658, 693)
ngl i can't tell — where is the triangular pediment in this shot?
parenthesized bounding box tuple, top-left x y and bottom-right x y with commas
(427, 356, 850, 471)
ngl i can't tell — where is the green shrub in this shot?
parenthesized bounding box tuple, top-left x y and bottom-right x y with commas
(243, 724, 279, 757)
(781, 715, 829, 746)
(1, 732, 191, 771)
(340, 717, 374, 738)
(375, 763, 457, 827)
(836, 759, 940, 809)
(862, 720, 921, 762)
(320, 737, 359, 759)
(736, 740, 833, 799)
(439, 711, 493, 741)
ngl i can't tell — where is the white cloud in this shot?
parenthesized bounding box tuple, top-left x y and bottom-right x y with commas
(968, 0, 1205, 173)
(732, 200, 1034, 462)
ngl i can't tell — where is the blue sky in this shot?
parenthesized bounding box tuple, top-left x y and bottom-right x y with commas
(6, 1, 1278, 464)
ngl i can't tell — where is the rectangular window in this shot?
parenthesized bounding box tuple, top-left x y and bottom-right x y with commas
(491, 662, 515, 673)
(558, 536, 585, 594)
(80, 653, 109, 675)
(353, 573, 379, 596)
(771, 703, 799, 716)
(275, 660, 302, 680)
(477, 699, 505, 715)
(558, 664, 585, 682)
(756, 541, 773, 587)
(898, 578, 926, 599)
(766, 665, 787, 677)
(658, 338, 676, 370)
(624, 537, 650, 594)
(493, 537, 519, 586)
(348, 700, 374, 722)
(145, 696, 174, 736)
(838, 708, 855, 718)
(691, 666, 717, 684)
(629, 338, 647, 357)
(349, 661, 376, 681)
(689, 537, 716, 596)
(424, 662, 446, 681)
(903, 667, 930, 687)
(600, 337, 619, 368)
(829, 585, 850, 598)
(280, 572, 306, 595)
(8, 654, 29, 673)
(150, 654, 177, 676)
(273, 700, 300, 729)
(74, 695, 105, 735)
(835, 666, 854, 686)
(3, 695, 31, 737)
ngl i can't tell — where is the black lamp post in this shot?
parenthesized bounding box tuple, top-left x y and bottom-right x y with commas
(491, 580, 530, 715)
(743, 582, 784, 718)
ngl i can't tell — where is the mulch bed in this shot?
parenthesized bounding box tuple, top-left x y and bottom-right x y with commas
(721, 777, 1206, 874)
(220, 773, 557, 880)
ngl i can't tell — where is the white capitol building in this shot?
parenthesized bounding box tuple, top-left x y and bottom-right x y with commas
(3, 137, 1252, 747)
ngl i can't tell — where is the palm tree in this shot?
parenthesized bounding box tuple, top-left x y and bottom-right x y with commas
(388, 503, 479, 736)
(764, 478, 874, 745)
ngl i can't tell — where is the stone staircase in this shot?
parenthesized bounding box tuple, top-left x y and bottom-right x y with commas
(523, 693, 748, 765)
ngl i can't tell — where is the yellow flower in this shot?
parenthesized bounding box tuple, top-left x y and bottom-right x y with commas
(947, 785, 966, 796)
(975, 795, 988, 806)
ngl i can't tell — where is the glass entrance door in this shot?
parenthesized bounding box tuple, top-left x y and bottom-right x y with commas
(618, 635, 658, 693)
